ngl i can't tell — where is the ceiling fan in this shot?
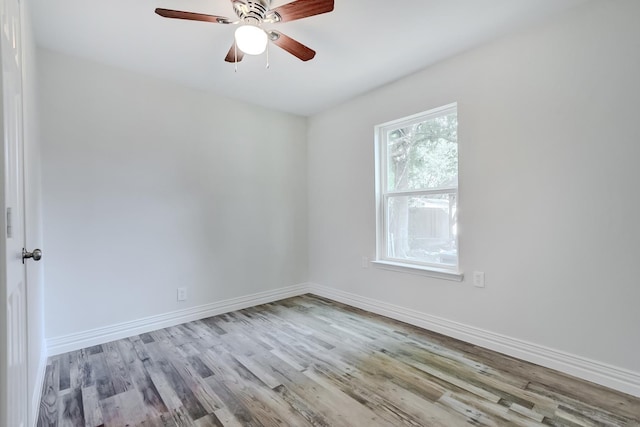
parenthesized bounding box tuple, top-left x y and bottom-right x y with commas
(155, 0, 334, 63)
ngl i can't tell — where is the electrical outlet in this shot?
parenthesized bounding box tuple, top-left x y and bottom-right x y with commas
(177, 287, 187, 301)
(473, 271, 485, 288)
(361, 256, 369, 268)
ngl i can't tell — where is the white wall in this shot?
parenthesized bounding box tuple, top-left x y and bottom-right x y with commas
(308, 0, 640, 381)
(22, 1, 46, 423)
(39, 50, 308, 339)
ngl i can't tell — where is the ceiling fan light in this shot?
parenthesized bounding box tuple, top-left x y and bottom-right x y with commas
(235, 25, 268, 55)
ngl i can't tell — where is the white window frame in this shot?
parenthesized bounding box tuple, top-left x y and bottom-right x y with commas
(373, 103, 463, 281)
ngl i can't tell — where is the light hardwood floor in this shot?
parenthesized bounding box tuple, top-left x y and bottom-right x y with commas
(38, 295, 640, 426)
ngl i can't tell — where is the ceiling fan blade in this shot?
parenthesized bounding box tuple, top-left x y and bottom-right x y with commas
(269, 0, 334, 23)
(224, 42, 245, 63)
(269, 31, 316, 61)
(155, 8, 230, 24)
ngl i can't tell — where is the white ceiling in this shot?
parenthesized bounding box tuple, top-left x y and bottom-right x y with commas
(29, 0, 588, 116)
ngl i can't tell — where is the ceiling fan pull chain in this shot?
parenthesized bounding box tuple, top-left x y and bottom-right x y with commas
(235, 43, 238, 72)
(266, 42, 270, 69)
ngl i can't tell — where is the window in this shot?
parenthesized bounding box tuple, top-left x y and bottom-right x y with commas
(375, 103, 460, 277)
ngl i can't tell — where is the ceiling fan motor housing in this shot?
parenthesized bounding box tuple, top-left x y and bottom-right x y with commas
(233, 0, 272, 24)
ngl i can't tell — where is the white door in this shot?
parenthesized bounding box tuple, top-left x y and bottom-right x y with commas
(1, 0, 28, 425)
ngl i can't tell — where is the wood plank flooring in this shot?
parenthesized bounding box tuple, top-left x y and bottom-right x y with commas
(37, 294, 640, 426)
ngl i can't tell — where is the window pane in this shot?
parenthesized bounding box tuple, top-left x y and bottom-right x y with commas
(386, 193, 458, 266)
(386, 113, 458, 191)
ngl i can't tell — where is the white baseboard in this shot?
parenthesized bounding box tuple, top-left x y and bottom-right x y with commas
(46, 283, 310, 356)
(45, 281, 640, 398)
(308, 283, 640, 398)
(30, 344, 47, 427)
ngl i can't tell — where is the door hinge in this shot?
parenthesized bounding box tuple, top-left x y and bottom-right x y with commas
(6, 207, 12, 238)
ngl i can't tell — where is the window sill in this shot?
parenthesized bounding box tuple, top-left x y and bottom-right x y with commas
(371, 260, 464, 282)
